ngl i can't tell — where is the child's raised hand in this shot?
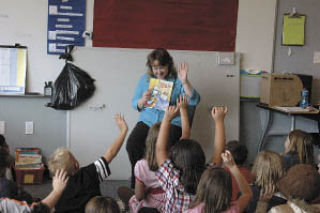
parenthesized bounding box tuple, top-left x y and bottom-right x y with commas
(177, 95, 189, 110)
(221, 151, 236, 168)
(211, 106, 228, 121)
(164, 106, 179, 121)
(52, 169, 69, 194)
(114, 114, 128, 133)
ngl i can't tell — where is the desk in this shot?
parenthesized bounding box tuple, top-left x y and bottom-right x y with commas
(257, 104, 320, 151)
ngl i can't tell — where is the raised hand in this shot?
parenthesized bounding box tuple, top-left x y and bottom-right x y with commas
(114, 114, 128, 133)
(52, 169, 69, 194)
(221, 151, 236, 168)
(177, 95, 189, 110)
(211, 106, 228, 122)
(178, 62, 189, 84)
(164, 106, 179, 121)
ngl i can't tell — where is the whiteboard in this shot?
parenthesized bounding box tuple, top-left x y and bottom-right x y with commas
(0, 46, 27, 95)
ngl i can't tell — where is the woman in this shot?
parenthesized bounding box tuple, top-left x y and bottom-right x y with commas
(126, 48, 200, 188)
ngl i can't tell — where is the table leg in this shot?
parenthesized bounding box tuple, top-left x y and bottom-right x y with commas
(291, 116, 296, 131)
(258, 108, 274, 151)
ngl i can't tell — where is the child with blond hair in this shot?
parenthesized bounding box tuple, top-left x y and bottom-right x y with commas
(49, 114, 128, 213)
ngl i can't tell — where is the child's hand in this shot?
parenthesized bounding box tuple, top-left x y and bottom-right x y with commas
(52, 169, 69, 194)
(177, 95, 189, 110)
(164, 106, 179, 121)
(221, 151, 236, 168)
(114, 114, 128, 133)
(211, 106, 228, 121)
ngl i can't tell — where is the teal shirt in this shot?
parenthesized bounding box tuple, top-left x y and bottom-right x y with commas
(131, 74, 200, 127)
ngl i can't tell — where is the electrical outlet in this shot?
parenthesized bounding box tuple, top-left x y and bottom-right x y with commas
(313, 51, 320, 64)
(0, 121, 5, 134)
(25, 121, 34, 135)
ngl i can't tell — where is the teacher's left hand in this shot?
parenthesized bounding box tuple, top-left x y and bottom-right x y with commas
(178, 62, 188, 84)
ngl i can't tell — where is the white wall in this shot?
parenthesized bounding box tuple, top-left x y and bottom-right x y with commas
(236, 0, 277, 72)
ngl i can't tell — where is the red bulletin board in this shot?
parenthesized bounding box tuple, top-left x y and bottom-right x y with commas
(93, 0, 238, 51)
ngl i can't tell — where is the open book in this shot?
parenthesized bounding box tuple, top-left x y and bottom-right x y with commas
(145, 78, 173, 111)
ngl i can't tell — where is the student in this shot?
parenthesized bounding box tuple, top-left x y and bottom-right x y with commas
(185, 151, 253, 213)
(126, 48, 200, 188)
(0, 148, 33, 204)
(282, 129, 314, 170)
(155, 105, 205, 213)
(225, 140, 254, 201)
(85, 196, 120, 213)
(122, 96, 190, 213)
(0, 134, 14, 181)
(257, 164, 320, 213)
(245, 150, 287, 213)
(0, 169, 69, 213)
(48, 114, 128, 213)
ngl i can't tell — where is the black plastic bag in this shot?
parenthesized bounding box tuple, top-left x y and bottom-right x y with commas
(47, 46, 95, 110)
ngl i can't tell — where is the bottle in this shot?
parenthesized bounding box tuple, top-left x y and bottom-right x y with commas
(299, 88, 309, 108)
(44, 81, 53, 96)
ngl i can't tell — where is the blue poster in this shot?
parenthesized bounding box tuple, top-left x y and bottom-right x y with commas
(47, 0, 86, 54)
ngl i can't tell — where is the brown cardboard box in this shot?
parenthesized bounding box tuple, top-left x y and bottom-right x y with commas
(260, 73, 303, 106)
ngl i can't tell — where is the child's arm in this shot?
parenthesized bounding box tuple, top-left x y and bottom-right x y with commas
(104, 114, 128, 163)
(222, 151, 252, 212)
(41, 169, 69, 209)
(135, 180, 152, 201)
(177, 95, 190, 139)
(210, 106, 228, 166)
(156, 106, 179, 166)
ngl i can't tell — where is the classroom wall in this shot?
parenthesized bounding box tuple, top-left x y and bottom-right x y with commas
(0, 0, 280, 177)
(0, 97, 66, 162)
(236, 0, 277, 72)
(241, 0, 320, 163)
(273, 0, 320, 103)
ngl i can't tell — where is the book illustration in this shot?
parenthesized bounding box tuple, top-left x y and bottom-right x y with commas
(145, 78, 173, 111)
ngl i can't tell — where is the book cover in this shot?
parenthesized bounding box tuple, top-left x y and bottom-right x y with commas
(145, 78, 173, 111)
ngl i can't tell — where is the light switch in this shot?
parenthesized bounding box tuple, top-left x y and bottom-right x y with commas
(25, 121, 34, 135)
(0, 121, 5, 134)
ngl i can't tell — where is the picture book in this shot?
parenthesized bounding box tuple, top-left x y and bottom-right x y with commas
(145, 78, 173, 111)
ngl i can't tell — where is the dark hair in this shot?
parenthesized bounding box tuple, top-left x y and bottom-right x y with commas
(226, 140, 248, 166)
(0, 148, 11, 177)
(190, 168, 232, 213)
(170, 139, 206, 194)
(0, 134, 8, 148)
(145, 122, 161, 171)
(31, 202, 50, 213)
(85, 196, 120, 213)
(278, 164, 320, 202)
(146, 48, 177, 78)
